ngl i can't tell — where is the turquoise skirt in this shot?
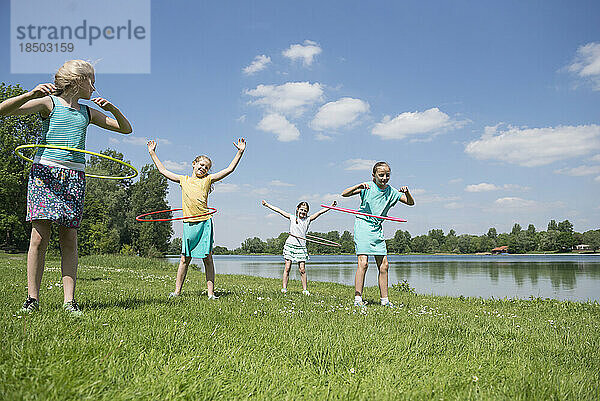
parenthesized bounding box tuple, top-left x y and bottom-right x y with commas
(182, 219, 214, 258)
(354, 217, 387, 255)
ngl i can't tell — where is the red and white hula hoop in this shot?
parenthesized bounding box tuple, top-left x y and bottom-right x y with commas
(288, 233, 341, 247)
(136, 208, 217, 222)
(320, 204, 407, 223)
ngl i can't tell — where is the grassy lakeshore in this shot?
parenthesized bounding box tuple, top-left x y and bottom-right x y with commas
(1, 253, 599, 400)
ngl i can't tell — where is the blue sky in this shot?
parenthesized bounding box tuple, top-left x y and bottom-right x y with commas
(2, 1, 600, 248)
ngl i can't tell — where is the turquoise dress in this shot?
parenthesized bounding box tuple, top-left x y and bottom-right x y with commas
(354, 184, 402, 255)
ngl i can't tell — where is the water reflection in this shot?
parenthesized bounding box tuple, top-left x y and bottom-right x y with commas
(166, 254, 600, 302)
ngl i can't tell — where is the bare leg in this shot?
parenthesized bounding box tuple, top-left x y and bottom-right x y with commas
(58, 226, 78, 303)
(202, 253, 215, 296)
(175, 254, 192, 295)
(282, 259, 292, 289)
(26, 220, 51, 300)
(354, 255, 368, 296)
(299, 262, 307, 291)
(375, 255, 389, 299)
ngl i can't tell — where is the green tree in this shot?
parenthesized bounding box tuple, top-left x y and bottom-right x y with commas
(486, 227, 497, 239)
(558, 220, 574, 233)
(0, 83, 42, 251)
(444, 229, 458, 252)
(411, 235, 433, 253)
(547, 220, 558, 231)
(582, 230, 600, 250)
(168, 237, 182, 254)
(241, 237, 266, 253)
(511, 223, 522, 235)
(128, 165, 172, 256)
(340, 230, 354, 253)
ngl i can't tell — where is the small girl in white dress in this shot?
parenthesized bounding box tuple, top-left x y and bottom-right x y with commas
(262, 200, 336, 294)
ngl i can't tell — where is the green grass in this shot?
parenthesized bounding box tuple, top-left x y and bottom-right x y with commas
(1, 253, 599, 400)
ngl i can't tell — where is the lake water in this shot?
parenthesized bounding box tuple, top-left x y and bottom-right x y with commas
(166, 254, 600, 302)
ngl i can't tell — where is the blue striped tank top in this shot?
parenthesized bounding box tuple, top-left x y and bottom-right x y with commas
(34, 95, 90, 167)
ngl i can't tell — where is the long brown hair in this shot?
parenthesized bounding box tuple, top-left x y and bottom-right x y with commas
(295, 201, 309, 223)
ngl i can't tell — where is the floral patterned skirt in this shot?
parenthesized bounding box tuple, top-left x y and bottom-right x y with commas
(26, 163, 86, 228)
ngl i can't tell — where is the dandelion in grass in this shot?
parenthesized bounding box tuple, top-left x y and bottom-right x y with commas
(472, 375, 479, 383)
(350, 368, 355, 374)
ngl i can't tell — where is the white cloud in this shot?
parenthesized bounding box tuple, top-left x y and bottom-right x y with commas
(243, 55, 271, 75)
(555, 165, 600, 176)
(595, 176, 600, 182)
(120, 136, 172, 146)
(245, 82, 324, 117)
(269, 180, 294, 187)
(310, 97, 370, 131)
(465, 183, 530, 192)
(213, 183, 240, 193)
(590, 154, 600, 162)
(372, 108, 464, 140)
(445, 202, 463, 209)
(237, 115, 246, 123)
(448, 178, 463, 184)
(410, 188, 427, 196)
(163, 160, 189, 172)
(494, 197, 538, 209)
(465, 124, 600, 167)
(299, 193, 341, 205)
(567, 42, 600, 90)
(282, 40, 322, 66)
(257, 114, 300, 142)
(315, 133, 334, 141)
(252, 188, 271, 195)
(343, 158, 376, 171)
(465, 183, 500, 192)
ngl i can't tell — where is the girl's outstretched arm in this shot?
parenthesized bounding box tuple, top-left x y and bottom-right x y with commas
(341, 182, 370, 197)
(309, 200, 337, 222)
(147, 140, 180, 183)
(262, 200, 291, 219)
(399, 186, 415, 206)
(0, 83, 54, 117)
(89, 97, 132, 134)
(211, 138, 246, 183)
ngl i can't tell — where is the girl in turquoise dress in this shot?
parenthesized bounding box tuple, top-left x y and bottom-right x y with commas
(341, 162, 414, 308)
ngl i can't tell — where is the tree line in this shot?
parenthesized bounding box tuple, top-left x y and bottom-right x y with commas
(222, 221, 600, 255)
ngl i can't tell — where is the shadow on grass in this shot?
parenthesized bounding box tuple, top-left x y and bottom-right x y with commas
(78, 277, 110, 282)
(85, 296, 170, 310)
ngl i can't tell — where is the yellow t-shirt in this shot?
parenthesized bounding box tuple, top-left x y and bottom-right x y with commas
(179, 174, 212, 222)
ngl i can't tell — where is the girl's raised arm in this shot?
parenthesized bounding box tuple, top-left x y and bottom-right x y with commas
(262, 200, 291, 219)
(309, 200, 337, 222)
(399, 186, 415, 206)
(89, 97, 132, 134)
(341, 182, 370, 197)
(147, 140, 181, 183)
(0, 83, 54, 117)
(210, 138, 246, 183)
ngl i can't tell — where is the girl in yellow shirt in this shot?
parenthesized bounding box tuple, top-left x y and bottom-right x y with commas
(147, 138, 246, 299)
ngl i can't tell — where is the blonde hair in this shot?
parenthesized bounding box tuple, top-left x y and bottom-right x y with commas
(53, 60, 95, 97)
(193, 155, 212, 170)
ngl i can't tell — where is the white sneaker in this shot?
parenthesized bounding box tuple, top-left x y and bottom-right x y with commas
(168, 292, 179, 299)
(353, 300, 366, 308)
(281, 288, 287, 294)
(381, 301, 395, 308)
(302, 290, 310, 296)
(208, 294, 219, 300)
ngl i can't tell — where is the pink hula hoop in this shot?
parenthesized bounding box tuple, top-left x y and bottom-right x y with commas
(320, 204, 407, 222)
(136, 208, 217, 222)
(288, 233, 341, 247)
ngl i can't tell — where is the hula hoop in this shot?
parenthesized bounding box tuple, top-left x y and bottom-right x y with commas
(136, 208, 217, 222)
(288, 233, 341, 247)
(15, 144, 138, 180)
(320, 204, 407, 223)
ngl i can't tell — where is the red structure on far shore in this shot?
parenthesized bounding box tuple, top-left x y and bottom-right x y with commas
(491, 246, 509, 255)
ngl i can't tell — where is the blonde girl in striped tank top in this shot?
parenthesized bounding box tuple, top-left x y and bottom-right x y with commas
(261, 200, 336, 295)
(0, 60, 132, 315)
